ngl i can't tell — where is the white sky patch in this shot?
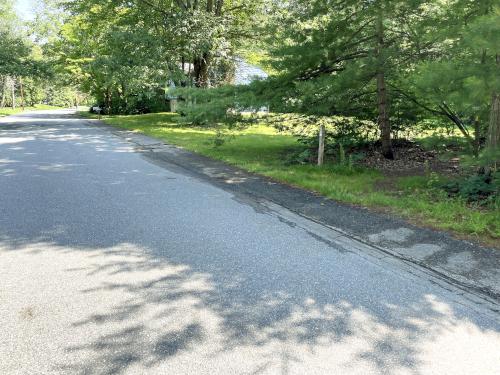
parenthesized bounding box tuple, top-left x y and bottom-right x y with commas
(14, 0, 36, 20)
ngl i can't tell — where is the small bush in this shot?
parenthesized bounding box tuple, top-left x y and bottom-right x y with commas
(270, 113, 377, 152)
(284, 148, 316, 165)
(442, 169, 499, 204)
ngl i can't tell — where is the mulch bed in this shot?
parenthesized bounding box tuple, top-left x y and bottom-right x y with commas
(358, 139, 462, 177)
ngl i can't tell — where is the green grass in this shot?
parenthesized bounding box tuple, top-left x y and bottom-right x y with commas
(0, 104, 62, 117)
(88, 111, 499, 246)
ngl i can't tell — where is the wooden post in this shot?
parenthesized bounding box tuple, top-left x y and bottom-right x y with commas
(170, 99, 178, 113)
(318, 124, 325, 166)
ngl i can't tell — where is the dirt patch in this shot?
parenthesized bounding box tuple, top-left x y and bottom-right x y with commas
(19, 307, 36, 321)
(359, 140, 461, 177)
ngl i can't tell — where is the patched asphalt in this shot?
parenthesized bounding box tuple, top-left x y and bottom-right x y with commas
(1, 110, 499, 375)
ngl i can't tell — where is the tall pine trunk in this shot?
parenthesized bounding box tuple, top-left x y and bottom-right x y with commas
(487, 92, 500, 151)
(377, 71, 393, 159)
(376, 3, 393, 159)
(487, 52, 500, 162)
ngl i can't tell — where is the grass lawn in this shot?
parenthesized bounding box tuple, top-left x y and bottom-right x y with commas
(0, 104, 62, 117)
(86, 111, 499, 246)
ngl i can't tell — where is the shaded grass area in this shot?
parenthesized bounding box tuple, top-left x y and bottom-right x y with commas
(0, 104, 62, 117)
(87, 112, 499, 246)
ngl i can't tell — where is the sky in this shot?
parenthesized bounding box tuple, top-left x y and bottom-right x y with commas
(14, 0, 37, 20)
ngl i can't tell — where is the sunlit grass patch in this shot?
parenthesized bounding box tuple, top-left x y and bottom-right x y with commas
(0, 104, 61, 117)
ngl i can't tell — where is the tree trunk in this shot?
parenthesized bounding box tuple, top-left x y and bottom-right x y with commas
(473, 117, 481, 157)
(191, 0, 221, 88)
(377, 72, 393, 159)
(376, 3, 393, 159)
(19, 77, 25, 111)
(488, 52, 500, 156)
(11, 77, 15, 109)
(193, 52, 210, 88)
(105, 87, 111, 114)
(487, 92, 500, 151)
(215, 0, 223, 16)
(120, 82, 127, 109)
(0, 76, 6, 108)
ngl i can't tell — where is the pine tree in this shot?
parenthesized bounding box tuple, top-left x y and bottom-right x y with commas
(410, 1, 500, 155)
(266, 0, 442, 159)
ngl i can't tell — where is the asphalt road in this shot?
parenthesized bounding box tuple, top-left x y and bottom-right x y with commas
(0, 110, 499, 375)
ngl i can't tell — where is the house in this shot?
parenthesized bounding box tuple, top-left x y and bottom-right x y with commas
(233, 57, 268, 85)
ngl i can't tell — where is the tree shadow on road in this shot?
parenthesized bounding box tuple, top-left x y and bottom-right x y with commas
(1, 113, 499, 374)
(2, 237, 498, 375)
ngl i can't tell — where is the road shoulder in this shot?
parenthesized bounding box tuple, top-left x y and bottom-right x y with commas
(85, 118, 500, 306)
